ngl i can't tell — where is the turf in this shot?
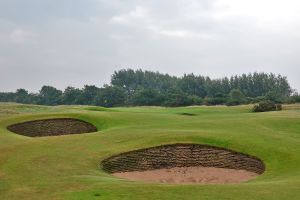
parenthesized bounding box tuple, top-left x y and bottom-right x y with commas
(0, 103, 299, 200)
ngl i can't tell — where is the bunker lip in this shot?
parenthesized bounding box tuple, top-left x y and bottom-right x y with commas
(101, 143, 265, 184)
(7, 118, 97, 137)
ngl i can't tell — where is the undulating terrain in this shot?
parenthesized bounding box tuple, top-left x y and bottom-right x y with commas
(0, 103, 300, 199)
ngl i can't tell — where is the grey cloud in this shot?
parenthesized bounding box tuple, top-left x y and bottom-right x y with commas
(0, 0, 99, 24)
(0, 0, 299, 92)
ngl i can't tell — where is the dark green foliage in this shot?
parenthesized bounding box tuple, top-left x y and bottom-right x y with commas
(226, 89, 246, 106)
(81, 85, 100, 105)
(62, 87, 84, 105)
(163, 93, 191, 107)
(0, 92, 15, 102)
(15, 89, 29, 103)
(130, 88, 165, 106)
(265, 91, 284, 103)
(204, 97, 227, 105)
(38, 86, 63, 106)
(0, 69, 295, 107)
(187, 95, 203, 105)
(0, 89, 39, 104)
(252, 101, 282, 112)
(163, 88, 196, 107)
(203, 92, 226, 105)
(94, 86, 126, 107)
(294, 95, 300, 102)
(287, 93, 300, 103)
(252, 96, 267, 103)
(111, 69, 177, 95)
(178, 74, 207, 98)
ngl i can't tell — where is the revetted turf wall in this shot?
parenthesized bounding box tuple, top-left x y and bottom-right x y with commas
(7, 118, 97, 137)
(102, 143, 265, 174)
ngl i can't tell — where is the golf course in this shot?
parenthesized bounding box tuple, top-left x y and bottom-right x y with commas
(0, 103, 300, 200)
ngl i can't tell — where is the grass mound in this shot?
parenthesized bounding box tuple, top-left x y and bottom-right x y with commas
(7, 118, 97, 137)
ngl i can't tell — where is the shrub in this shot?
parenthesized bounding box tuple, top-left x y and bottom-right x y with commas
(276, 104, 282, 111)
(252, 96, 266, 103)
(163, 93, 193, 107)
(252, 101, 282, 112)
(287, 94, 300, 104)
(187, 95, 203, 105)
(226, 99, 241, 106)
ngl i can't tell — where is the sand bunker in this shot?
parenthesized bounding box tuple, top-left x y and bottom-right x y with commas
(102, 143, 265, 184)
(113, 167, 258, 184)
(7, 118, 97, 137)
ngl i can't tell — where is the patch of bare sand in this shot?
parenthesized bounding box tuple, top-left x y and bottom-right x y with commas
(113, 167, 259, 184)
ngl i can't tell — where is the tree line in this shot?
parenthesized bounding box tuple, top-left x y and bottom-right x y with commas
(1, 69, 299, 107)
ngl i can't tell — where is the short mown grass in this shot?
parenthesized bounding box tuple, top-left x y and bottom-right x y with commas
(0, 103, 299, 200)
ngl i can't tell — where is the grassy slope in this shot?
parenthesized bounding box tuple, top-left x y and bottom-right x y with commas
(0, 103, 299, 200)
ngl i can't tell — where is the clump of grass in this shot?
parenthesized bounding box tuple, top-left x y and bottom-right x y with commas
(178, 112, 197, 116)
(94, 193, 101, 197)
(252, 101, 282, 112)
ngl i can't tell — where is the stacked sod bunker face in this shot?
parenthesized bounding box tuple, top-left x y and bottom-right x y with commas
(102, 143, 265, 184)
(7, 118, 97, 137)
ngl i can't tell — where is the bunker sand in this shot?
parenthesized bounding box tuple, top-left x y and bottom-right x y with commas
(103, 144, 265, 184)
(113, 166, 259, 184)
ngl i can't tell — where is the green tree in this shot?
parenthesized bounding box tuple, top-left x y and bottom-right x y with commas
(178, 74, 207, 98)
(94, 86, 126, 107)
(82, 85, 100, 105)
(62, 87, 84, 105)
(163, 88, 193, 107)
(130, 88, 165, 106)
(38, 86, 62, 105)
(15, 89, 29, 103)
(227, 89, 245, 106)
(0, 69, 294, 107)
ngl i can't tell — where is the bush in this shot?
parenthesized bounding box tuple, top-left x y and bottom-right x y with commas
(276, 104, 282, 111)
(163, 93, 193, 107)
(252, 96, 266, 103)
(252, 101, 282, 112)
(226, 99, 241, 106)
(287, 94, 300, 104)
(187, 95, 203, 105)
(130, 88, 165, 106)
(204, 97, 227, 105)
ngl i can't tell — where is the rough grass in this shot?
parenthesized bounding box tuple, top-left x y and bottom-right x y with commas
(0, 103, 299, 200)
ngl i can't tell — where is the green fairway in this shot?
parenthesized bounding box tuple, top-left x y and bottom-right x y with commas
(0, 103, 300, 200)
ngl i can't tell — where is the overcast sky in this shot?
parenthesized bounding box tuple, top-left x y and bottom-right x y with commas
(1, 0, 300, 92)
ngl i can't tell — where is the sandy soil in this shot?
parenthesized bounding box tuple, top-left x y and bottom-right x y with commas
(113, 167, 259, 184)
